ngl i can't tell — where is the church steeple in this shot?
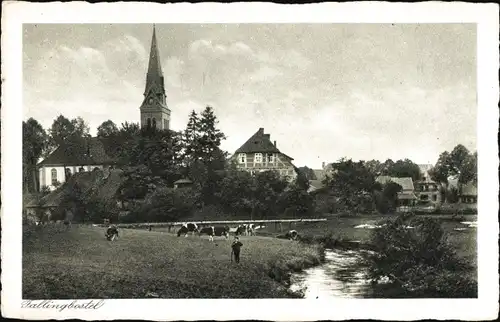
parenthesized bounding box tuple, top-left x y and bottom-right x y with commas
(145, 24, 165, 96)
(140, 25, 171, 131)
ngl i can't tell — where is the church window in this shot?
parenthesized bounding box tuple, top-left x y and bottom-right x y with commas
(51, 168, 58, 185)
(152, 118, 157, 129)
(147, 118, 152, 129)
(164, 119, 168, 130)
(238, 153, 246, 164)
(254, 153, 263, 163)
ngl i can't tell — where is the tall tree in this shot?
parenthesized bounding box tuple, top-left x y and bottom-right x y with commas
(23, 118, 48, 193)
(386, 159, 422, 182)
(459, 151, 477, 185)
(448, 144, 471, 176)
(97, 120, 119, 138)
(183, 110, 201, 164)
(365, 159, 384, 176)
(198, 106, 227, 166)
(324, 158, 378, 213)
(48, 115, 90, 153)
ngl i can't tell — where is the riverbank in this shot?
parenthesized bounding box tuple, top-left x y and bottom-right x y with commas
(23, 225, 324, 299)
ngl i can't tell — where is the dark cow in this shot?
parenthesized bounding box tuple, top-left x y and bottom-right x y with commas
(177, 223, 199, 237)
(285, 229, 299, 241)
(105, 225, 119, 241)
(199, 225, 230, 242)
(236, 224, 255, 236)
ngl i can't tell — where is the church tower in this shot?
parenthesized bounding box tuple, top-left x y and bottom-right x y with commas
(140, 25, 171, 130)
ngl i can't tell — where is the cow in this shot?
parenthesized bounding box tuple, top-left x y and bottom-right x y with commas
(105, 225, 119, 241)
(236, 224, 255, 236)
(285, 229, 299, 241)
(199, 225, 230, 242)
(177, 223, 199, 237)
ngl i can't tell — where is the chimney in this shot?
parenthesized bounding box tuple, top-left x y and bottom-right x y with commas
(322, 162, 325, 169)
(274, 140, 277, 148)
(258, 128, 264, 135)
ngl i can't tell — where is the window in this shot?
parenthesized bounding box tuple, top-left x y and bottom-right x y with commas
(51, 168, 58, 185)
(432, 195, 437, 201)
(254, 153, 263, 163)
(79, 167, 85, 172)
(152, 118, 157, 129)
(267, 153, 274, 163)
(238, 153, 246, 164)
(147, 118, 152, 129)
(164, 119, 168, 130)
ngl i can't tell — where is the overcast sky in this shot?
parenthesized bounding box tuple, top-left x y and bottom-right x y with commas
(23, 23, 476, 169)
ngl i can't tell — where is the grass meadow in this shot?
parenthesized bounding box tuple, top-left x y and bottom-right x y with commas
(23, 214, 476, 299)
(23, 225, 323, 299)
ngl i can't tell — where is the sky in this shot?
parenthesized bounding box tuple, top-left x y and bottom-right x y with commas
(23, 23, 477, 169)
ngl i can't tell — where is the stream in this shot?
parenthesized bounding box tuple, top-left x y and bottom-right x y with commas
(290, 248, 373, 299)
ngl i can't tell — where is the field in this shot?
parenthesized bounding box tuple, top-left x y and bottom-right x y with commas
(23, 225, 323, 299)
(23, 213, 477, 299)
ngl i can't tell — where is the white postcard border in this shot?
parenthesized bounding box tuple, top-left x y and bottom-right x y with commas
(2, 1, 499, 320)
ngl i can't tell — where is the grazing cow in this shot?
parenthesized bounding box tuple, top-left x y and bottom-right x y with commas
(177, 222, 199, 237)
(285, 230, 299, 241)
(236, 224, 255, 236)
(105, 225, 119, 241)
(199, 225, 230, 242)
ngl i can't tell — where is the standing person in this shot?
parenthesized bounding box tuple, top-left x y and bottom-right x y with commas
(231, 236, 243, 264)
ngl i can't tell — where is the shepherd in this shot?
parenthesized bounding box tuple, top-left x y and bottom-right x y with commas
(231, 236, 243, 264)
(105, 225, 119, 241)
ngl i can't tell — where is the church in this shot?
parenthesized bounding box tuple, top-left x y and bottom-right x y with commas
(38, 26, 170, 190)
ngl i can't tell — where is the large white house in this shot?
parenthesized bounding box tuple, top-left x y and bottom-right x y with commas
(38, 136, 117, 190)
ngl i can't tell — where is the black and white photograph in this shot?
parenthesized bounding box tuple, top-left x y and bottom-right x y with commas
(2, 2, 499, 321)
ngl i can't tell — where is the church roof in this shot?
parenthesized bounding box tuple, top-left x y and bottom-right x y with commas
(234, 128, 293, 160)
(38, 137, 117, 167)
(26, 169, 125, 209)
(145, 25, 165, 94)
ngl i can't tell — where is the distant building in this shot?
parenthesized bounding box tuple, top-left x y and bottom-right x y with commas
(415, 164, 441, 205)
(139, 25, 171, 130)
(376, 176, 418, 209)
(448, 176, 478, 205)
(37, 137, 117, 191)
(232, 128, 297, 180)
(459, 182, 478, 204)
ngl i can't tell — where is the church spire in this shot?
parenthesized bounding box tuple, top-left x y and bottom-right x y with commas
(145, 24, 165, 95)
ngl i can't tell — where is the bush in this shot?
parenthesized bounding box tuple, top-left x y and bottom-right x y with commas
(366, 213, 477, 298)
(127, 188, 197, 223)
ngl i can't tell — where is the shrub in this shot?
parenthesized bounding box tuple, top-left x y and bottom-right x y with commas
(366, 213, 477, 298)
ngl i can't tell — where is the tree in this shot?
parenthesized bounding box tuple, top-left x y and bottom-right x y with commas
(429, 145, 475, 203)
(374, 181, 403, 214)
(23, 118, 48, 193)
(365, 160, 384, 176)
(458, 151, 477, 185)
(448, 144, 471, 176)
(197, 106, 227, 167)
(297, 166, 317, 180)
(386, 159, 422, 182)
(367, 214, 476, 298)
(183, 110, 201, 164)
(48, 115, 90, 153)
(97, 120, 119, 138)
(323, 158, 378, 213)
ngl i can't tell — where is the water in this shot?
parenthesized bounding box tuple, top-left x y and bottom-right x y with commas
(290, 249, 373, 299)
